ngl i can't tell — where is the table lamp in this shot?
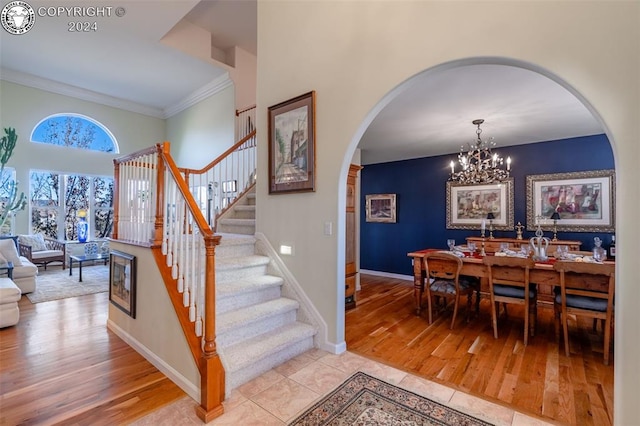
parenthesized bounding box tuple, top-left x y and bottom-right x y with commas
(486, 212, 495, 239)
(550, 211, 561, 241)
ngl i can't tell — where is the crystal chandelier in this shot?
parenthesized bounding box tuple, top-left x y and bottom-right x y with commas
(449, 119, 511, 184)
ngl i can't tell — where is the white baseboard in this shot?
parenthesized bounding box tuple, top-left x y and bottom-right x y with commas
(360, 269, 413, 282)
(107, 319, 199, 401)
(317, 340, 347, 355)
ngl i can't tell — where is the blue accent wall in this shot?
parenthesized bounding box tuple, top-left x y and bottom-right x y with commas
(360, 134, 614, 276)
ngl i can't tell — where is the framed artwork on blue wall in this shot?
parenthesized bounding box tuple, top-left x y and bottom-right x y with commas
(366, 193, 397, 223)
(526, 169, 615, 232)
(446, 179, 514, 230)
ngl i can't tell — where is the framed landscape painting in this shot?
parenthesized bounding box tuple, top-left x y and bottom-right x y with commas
(268, 91, 316, 194)
(526, 169, 615, 232)
(109, 250, 137, 318)
(365, 194, 397, 223)
(446, 179, 514, 230)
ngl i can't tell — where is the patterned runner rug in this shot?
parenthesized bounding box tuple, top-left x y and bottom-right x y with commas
(26, 264, 109, 303)
(289, 372, 494, 426)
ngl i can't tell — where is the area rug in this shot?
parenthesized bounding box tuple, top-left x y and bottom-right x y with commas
(288, 372, 494, 426)
(26, 264, 110, 303)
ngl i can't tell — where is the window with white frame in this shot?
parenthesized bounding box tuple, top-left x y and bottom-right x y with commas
(28, 113, 117, 241)
(30, 171, 113, 241)
(31, 113, 119, 152)
(0, 166, 21, 235)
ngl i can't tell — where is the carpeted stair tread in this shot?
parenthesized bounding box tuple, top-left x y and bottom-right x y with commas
(216, 233, 257, 246)
(215, 255, 269, 271)
(218, 218, 255, 225)
(223, 322, 317, 373)
(217, 298, 299, 334)
(217, 275, 283, 297)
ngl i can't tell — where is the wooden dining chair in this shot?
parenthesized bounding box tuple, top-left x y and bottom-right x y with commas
(483, 255, 537, 345)
(423, 251, 477, 329)
(553, 261, 615, 365)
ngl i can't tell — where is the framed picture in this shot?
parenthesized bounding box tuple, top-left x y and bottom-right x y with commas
(526, 169, 615, 232)
(446, 179, 514, 230)
(268, 91, 316, 194)
(366, 193, 397, 223)
(109, 250, 137, 318)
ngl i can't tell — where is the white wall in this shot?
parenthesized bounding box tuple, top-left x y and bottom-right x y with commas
(165, 84, 236, 169)
(228, 46, 257, 112)
(0, 81, 166, 234)
(256, 2, 639, 423)
(106, 241, 200, 400)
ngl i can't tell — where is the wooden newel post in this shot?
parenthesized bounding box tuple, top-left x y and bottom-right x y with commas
(153, 143, 167, 247)
(195, 234, 224, 423)
(112, 160, 120, 240)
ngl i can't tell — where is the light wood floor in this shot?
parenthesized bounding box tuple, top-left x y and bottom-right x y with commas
(0, 292, 186, 425)
(345, 274, 614, 426)
(0, 273, 614, 425)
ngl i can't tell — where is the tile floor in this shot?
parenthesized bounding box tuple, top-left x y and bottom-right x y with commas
(132, 349, 556, 426)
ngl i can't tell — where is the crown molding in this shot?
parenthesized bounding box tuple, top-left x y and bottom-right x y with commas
(163, 72, 232, 118)
(0, 68, 234, 120)
(0, 67, 165, 118)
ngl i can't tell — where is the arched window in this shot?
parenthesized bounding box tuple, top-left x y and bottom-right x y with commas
(31, 113, 119, 153)
(28, 114, 117, 240)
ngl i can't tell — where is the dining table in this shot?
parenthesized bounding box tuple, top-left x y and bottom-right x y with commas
(407, 248, 613, 316)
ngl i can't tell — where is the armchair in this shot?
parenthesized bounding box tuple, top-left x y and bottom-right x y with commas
(18, 234, 66, 270)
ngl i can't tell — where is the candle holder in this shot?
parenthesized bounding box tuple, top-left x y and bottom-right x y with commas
(486, 212, 495, 239)
(480, 238, 486, 257)
(515, 221, 524, 240)
(550, 211, 561, 241)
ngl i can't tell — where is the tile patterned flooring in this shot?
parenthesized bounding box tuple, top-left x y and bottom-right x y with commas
(132, 349, 557, 426)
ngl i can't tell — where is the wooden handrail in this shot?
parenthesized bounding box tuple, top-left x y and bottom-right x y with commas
(179, 130, 256, 175)
(157, 144, 224, 422)
(160, 147, 214, 238)
(236, 104, 256, 115)
(113, 144, 161, 165)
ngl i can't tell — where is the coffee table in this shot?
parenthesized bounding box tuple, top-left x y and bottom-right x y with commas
(69, 254, 109, 282)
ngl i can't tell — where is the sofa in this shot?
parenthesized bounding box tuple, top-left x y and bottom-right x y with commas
(18, 234, 66, 270)
(0, 277, 21, 327)
(0, 237, 38, 294)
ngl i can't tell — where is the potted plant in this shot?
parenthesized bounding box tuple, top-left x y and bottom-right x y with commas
(0, 127, 27, 234)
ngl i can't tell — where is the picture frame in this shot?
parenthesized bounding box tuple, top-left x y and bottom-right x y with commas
(268, 91, 316, 194)
(446, 179, 514, 230)
(365, 193, 397, 223)
(109, 250, 137, 318)
(526, 169, 615, 232)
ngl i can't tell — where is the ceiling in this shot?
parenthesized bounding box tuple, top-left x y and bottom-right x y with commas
(0, 1, 603, 165)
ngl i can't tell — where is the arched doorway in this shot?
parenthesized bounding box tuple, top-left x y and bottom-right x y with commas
(340, 58, 616, 424)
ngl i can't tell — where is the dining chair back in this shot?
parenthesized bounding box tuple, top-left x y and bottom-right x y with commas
(423, 251, 477, 329)
(553, 260, 615, 365)
(483, 255, 537, 345)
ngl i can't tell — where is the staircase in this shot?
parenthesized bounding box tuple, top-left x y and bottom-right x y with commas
(216, 192, 256, 235)
(214, 189, 317, 392)
(113, 128, 320, 420)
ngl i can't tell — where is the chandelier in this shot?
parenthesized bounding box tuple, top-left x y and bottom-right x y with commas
(449, 119, 511, 184)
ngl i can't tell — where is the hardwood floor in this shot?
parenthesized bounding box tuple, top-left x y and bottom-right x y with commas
(345, 274, 614, 426)
(0, 292, 186, 425)
(0, 273, 614, 425)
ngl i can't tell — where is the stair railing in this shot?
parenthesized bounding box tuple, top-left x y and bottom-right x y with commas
(113, 142, 225, 423)
(179, 129, 256, 231)
(236, 104, 255, 141)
